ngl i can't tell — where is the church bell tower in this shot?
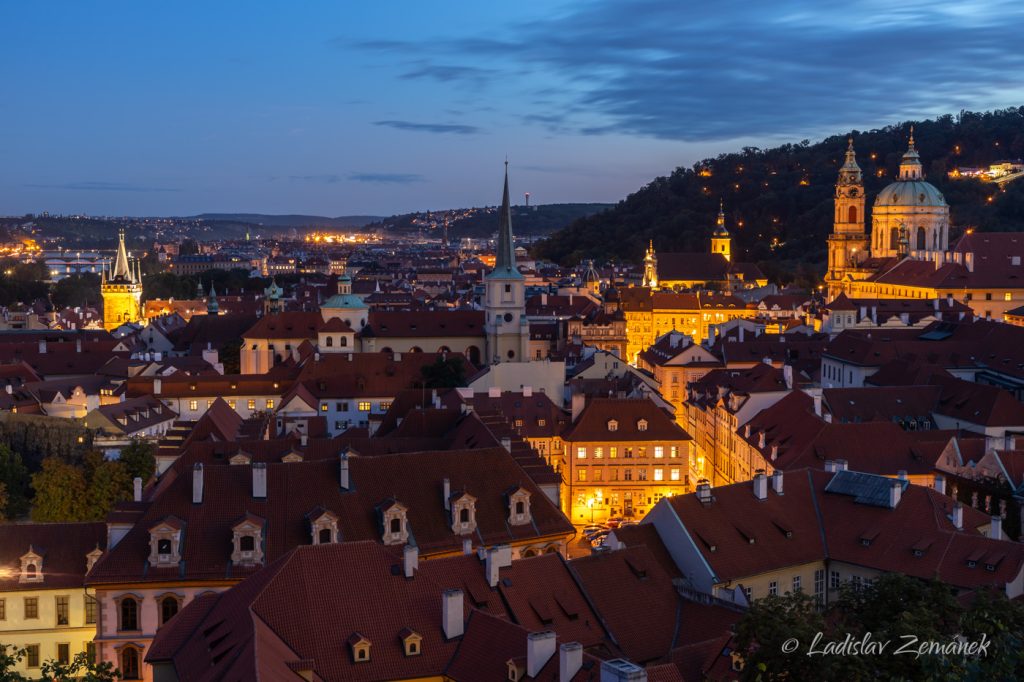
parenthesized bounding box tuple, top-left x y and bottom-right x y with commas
(101, 230, 143, 331)
(826, 138, 869, 298)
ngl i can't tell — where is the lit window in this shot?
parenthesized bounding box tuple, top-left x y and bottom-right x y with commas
(247, 399, 256, 410)
(577, 447, 586, 459)
(188, 400, 198, 411)
(637, 469, 647, 481)
(228, 400, 236, 409)
(670, 446, 678, 458)
(380, 401, 392, 411)
(594, 447, 603, 459)
(637, 419, 648, 432)
(607, 419, 618, 432)
(609, 447, 617, 459)
(358, 401, 371, 411)
(654, 469, 663, 481)
(266, 399, 274, 409)
(321, 403, 328, 412)
(670, 468, 680, 481)
(654, 446, 664, 458)
(1005, 292, 1013, 301)
(577, 469, 587, 482)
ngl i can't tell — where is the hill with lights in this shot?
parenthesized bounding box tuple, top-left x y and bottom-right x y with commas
(533, 107, 1024, 283)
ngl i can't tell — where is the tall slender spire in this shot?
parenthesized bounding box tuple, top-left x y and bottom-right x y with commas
(489, 161, 521, 279)
(899, 126, 922, 180)
(714, 200, 729, 236)
(112, 229, 131, 281)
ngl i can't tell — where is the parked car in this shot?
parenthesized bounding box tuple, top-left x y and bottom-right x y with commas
(580, 525, 606, 540)
(589, 530, 611, 547)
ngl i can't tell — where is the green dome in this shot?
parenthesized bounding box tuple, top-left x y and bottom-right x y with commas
(874, 181, 946, 208)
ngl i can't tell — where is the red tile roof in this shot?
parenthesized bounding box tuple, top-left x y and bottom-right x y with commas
(0, 522, 106, 592)
(563, 398, 691, 443)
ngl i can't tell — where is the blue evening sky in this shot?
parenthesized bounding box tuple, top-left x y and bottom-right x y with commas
(2, 1, 1023, 217)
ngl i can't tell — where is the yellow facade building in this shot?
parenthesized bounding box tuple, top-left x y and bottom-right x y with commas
(102, 230, 143, 331)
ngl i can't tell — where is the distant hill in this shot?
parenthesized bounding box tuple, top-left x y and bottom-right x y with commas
(533, 107, 1024, 278)
(190, 213, 382, 229)
(369, 203, 612, 239)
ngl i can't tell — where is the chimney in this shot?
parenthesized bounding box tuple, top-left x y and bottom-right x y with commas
(812, 393, 822, 417)
(76, 338, 82, 353)
(770, 444, 779, 461)
(739, 326, 745, 343)
(403, 544, 418, 578)
(442, 589, 464, 639)
(758, 431, 766, 449)
(500, 436, 512, 452)
(870, 306, 877, 324)
(527, 631, 557, 678)
(897, 470, 908, 481)
(38, 339, 46, 354)
(463, 538, 473, 555)
(300, 433, 308, 446)
(824, 460, 835, 473)
(523, 386, 533, 397)
(752, 472, 768, 500)
(771, 470, 784, 495)
(192, 463, 204, 504)
(934, 475, 946, 495)
(783, 364, 793, 390)
(696, 482, 712, 505)
(933, 298, 940, 313)
(560, 643, 584, 681)
(153, 378, 161, 395)
(252, 462, 267, 499)
(443, 478, 451, 511)
(133, 477, 143, 502)
(486, 548, 501, 587)
(600, 659, 647, 681)
(889, 479, 902, 508)
(835, 459, 848, 471)
(339, 452, 350, 490)
(951, 502, 964, 530)
(571, 392, 586, 422)
(990, 515, 1003, 541)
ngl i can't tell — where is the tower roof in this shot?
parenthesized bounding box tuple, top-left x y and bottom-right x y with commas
(713, 200, 730, 237)
(487, 161, 522, 280)
(838, 136, 863, 185)
(111, 229, 135, 282)
(898, 126, 923, 180)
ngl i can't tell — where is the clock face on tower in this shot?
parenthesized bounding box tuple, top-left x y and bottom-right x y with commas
(504, 313, 514, 322)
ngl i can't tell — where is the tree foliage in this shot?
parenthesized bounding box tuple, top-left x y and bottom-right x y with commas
(417, 355, 468, 389)
(0, 644, 121, 681)
(31, 458, 89, 522)
(117, 439, 156, 483)
(0, 444, 31, 519)
(533, 107, 1024, 278)
(51, 273, 101, 309)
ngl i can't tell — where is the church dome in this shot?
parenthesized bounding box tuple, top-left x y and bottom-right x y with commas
(873, 180, 946, 208)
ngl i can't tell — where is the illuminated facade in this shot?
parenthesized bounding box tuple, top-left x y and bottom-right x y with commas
(101, 231, 143, 331)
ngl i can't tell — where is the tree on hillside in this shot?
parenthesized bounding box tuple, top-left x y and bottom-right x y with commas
(0, 444, 31, 518)
(117, 439, 156, 483)
(417, 355, 468, 389)
(51, 273, 101, 309)
(83, 453, 132, 521)
(31, 457, 89, 522)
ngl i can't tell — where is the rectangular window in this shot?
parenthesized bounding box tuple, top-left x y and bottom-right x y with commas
(578, 469, 587, 482)
(670, 468, 680, 481)
(769, 580, 778, 596)
(653, 468, 663, 481)
(814, 569, 826, 605)
(637, 469, 647, 481)
(265, 399, 274, 409)
(358, 401, 371, 411)
(247, 399, 256, 410)
(577, 446, 586, 459)
(624, 448, 633, 458)
(56, 595, 69, 626)
(188, 399, 198, 411)
(24, 597, 38, 619)
(0, 598, 4, 620)
(206, 399, 213, 408)
(594, 447, 603, 459)
(852, 575, 862, 590)
(670, 446, 679, 458)
(609, 447, 617, 459)
(593, 468, 603, 482)
(85, 642, 96, 664)
(654, 446, 664, 458)
(26, 644, 40, 668)
(830, 571, 840, 589)
(743, 586, 752, 602)
(380, 401, 392, 411)
(57, 643, 70, 665)
(84, 595, 98, 624)
(321, 403, 328, 412)
(228, 400, 237, 409)
(1006, 292, 1013, 301)
(638, 447, 646, 458)
(624, 469, 632, 481)
(336, 402, 344, 411)
(792, 576, 802, 592)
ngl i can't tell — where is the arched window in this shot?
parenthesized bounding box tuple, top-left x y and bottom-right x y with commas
(120, 597, 139, 631)
(319, 527, 332, 544)
(160, 596, 179, 625)
(121, 647, 141, 680)
(325, 336, 333, 347)
(890, 227, 900, 250)
(25, 563, 36, 579)
(522, 548, 537, 558)
(240, 535, 255, 552)
(340, 336, 348, 347)
(916, 226, 926, 250)
(847, 205, 857, 223)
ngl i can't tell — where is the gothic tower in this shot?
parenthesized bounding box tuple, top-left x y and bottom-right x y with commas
(642, 240, 658, 288)
(825, 138, 869, 298)
(710, 201, 732, 262)
(484, 163, 527, 364)
(101, 230, 142, 331)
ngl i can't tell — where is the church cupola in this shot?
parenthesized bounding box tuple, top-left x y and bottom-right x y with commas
(642, 241, 658, 288)
(710, 200, 732, 262)
(898, 126, 923, 181)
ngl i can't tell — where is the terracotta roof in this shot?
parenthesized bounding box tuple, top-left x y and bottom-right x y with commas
(562, 398, 692, 443)
(362, 310, 484, 338)
(0, 522, 106, 592)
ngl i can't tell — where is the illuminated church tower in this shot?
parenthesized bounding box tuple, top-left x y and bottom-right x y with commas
(825, 138, 869, 298)
(101, 230, 143, 331)
(710, 201, 732, 262)
(642, 240, 658, 288)
(484, 163, 528, 364)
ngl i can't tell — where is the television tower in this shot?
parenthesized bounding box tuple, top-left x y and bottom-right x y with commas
(524, 192, 530, 208)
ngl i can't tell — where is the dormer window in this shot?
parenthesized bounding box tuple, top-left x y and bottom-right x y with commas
(19, 548, 43, 583)
(450, 492, 477, 535)
(282, 451, 304, 463)
(637, 419, 648, 432)
(229, 453, 251, 465)
(148, 517, 184, 567)
(231, 514, 266, 567)
(348, 633, 371, 663)
(508, 487, 532, 526)
(607, 419, 618, 432)
(86, 547, 103, 573)
(309, 508, 339, 545)
(400, 628, 422, 657)
(381, 500, 409, 546)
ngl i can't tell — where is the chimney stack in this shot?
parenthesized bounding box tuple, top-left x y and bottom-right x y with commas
(339, 452, 350, 490)
(523, 386, 533, 397)
(990, 515, 1003, 541)
(38, 339, 46, 354)
(443, 478, 451, 511)
(813, 393, 822, 417)
(835, 459, 848, 471)
(133, 477, 143, 502)
(76, 338, 82, 353)
(463, 538, 473, 555)
(442, 589, 464, 639)
(153, 378, 161, 395)
(951, 502, 964, 530)
(897, 470, 908, 481)
(600, 659, 647, 681)
(696, 482, 712, 505)
(527, 631, 557, 678)
(501, 436, 512, 452)
(889, 479, 903, 508)
(300, 433, 308, 446)
(403, 544, 418, 578)
(771, 470, 784, 495)
(192, 463, 204, 504)
(934, 475, 946, 495)
(560, 643, 583, 681)
(824, 460, 836, 473)
(752, 472, 768, 500)
(252, 462, 267, 499)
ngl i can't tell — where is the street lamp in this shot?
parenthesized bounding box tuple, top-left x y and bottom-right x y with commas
(586, 497, 595, 524)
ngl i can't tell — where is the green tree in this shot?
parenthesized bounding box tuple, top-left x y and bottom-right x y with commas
(39, 650, 121, 681)
(0, 444, 31, 518)
(51, 273, 101, 309)
(84, 458, 132, 521)
(734, 589, 835, 681)
(117, 439, 156, 483)
(31, 457, 88, 522)
(417, 355, 468, 389)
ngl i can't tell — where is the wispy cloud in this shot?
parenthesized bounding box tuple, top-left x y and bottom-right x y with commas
(352, 0, 1024, 142)
(24, 181, 181, 192)
(374, 120, 481, 135)
(348, 173, 425, 184)
(287, 174, 343, 183)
